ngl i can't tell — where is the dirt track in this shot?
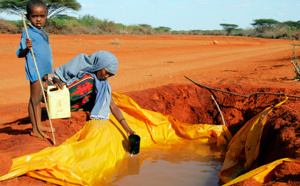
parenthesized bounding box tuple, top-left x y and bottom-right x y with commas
(0, 34, 299, 185)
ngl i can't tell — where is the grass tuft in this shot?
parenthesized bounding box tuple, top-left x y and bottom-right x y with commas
(110, 38, 121, 45)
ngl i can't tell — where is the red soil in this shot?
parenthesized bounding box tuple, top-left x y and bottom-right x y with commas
(0, 34, 299, 185)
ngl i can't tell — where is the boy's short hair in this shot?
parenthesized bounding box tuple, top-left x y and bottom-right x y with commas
(26, 0, 48, 16)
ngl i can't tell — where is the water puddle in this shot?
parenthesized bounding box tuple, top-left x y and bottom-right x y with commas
(109, 140, 225, 186)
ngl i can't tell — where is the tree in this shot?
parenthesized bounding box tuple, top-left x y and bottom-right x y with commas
(220, 23, 238, 35)
(53, 14, 76, 21)
(155, 26, 171, 33)
(251, 19, 279, 32)
(0, 0, 81, 18)
(138, 24, 152, 28)
(281, 21, 300, 30)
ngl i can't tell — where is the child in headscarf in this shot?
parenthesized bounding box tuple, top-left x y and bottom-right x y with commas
(53, 50, 135, 137)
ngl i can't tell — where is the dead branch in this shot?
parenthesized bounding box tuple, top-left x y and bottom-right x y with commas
(211, 95, 226, 126)
(185, 76, 300, 98)
(291, 60, 300, 75)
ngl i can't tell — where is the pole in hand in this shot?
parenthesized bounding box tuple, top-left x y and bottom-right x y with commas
(21, 12, 56, 145)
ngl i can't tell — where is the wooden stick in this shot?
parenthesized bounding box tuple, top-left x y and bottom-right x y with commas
(291, 60, 300, 76)
(211, 95, 226, 126)
(21, 13, 56, 145)
(185, 76, 300, 98)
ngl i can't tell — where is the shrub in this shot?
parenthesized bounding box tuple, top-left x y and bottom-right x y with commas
(238, 28, 257, 37)
(0, 19, 18, 33)
(79, 15, 97, 26)
(262, 27, 287, 39)
(45, 17, 66, 34)
(64, 17, 80, 27)
(155, 26, 171, 34)
(0, 15, 299, 37)
(110, 38, 121, 45)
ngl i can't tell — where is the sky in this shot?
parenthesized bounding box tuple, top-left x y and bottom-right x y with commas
(0, 0, 299, 31)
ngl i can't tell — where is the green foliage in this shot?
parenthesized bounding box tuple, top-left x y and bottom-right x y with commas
(280, 21, 300, 31)
(220, 23, 238, 27)
(189, 30, 203, 35)
(79, 14, 96, 26)
(58, 15, 79, 27)
(115, 23, 126, 32)
(94, 19, 116, 33)
(126, 24, 155, 35)
(0, 0, 81, 18)
(155, 26, 171, 33)
(251, 19, 279, 32)
(0, 0, 26, 14)
(1, 12, 300, 37)
(128, 25, 139, 31)
(220, 23, 238, 35)
(47, 17, 65, 28)
(252, 19, 279, 27)
(138, 24, 151, 28)
(53, 14, 76, 20)
(7, 19, 23, 28)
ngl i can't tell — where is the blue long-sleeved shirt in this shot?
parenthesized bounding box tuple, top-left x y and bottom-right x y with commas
(17, 24, 53, 82)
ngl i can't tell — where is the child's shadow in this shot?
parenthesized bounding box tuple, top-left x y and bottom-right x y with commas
(0, 126, 31, 135)
(0, 115, 48, 135)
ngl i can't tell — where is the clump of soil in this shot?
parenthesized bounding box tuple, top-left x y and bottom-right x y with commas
(266, 162, 300, 185)
(231, 178, 262, 186)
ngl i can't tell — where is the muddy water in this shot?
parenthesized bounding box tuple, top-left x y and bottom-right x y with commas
(109, 140, 225, 186)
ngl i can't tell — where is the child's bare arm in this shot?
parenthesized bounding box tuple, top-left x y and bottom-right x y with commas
(18, 38, 32, 57)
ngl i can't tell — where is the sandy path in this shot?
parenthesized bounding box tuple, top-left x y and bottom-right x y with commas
(0, 34, 295, 107)
(0, 34, 296, 125)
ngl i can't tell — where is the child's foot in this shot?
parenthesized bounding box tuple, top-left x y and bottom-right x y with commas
(30, 130, 49, 139)
(38, 125, 55, 132)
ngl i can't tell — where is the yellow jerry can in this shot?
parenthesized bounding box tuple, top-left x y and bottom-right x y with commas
(47, 85, 71, 119)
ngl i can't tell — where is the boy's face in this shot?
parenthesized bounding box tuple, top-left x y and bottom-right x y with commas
(28, 5, 47, 30)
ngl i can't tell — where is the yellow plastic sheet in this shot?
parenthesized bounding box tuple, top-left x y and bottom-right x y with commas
(112, 92, 232, 147)
(0, 92, 232, 185)
(223, 158, 300, 186)
(218, 98, 287, 183)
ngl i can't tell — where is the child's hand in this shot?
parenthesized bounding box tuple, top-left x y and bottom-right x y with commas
(26, 38, 32, 49)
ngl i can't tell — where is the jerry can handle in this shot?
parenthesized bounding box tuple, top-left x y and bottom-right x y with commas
(47, 85, 67, 93)
(47, 85, 57, 94)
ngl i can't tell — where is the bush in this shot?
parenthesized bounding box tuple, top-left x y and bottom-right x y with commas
(45, 17, 67, 34)
(155, 26, 171, 34)
(262, 28, 287, 39)
(0, 19, 18, 34)
(79, 15, 97, 26)
(95, 19, 117, 33)
(0, 15, 299, 37)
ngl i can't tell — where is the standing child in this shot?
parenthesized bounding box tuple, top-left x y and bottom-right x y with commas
(17, 0, 53, 138)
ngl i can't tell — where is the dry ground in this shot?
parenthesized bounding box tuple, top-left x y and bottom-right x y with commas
(0, 34, 299, 185)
